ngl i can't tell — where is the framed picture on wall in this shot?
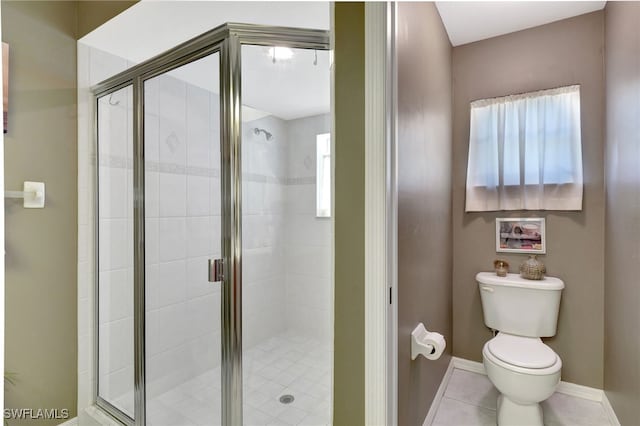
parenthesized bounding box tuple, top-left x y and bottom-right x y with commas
(496, 218, 546, 254)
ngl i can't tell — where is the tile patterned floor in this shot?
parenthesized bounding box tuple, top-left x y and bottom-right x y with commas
(145, 332, 332, 426)
(432, 369, 613, 426)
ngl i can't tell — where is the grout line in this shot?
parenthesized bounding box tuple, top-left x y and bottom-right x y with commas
(440, 396, 497, 411)
(442, 394, 497, 413)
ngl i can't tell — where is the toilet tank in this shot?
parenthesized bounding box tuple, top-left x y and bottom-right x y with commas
(477, 272, 564, 337)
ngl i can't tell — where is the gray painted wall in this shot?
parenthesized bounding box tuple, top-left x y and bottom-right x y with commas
(397, 3, 452, 425)
(604, 2, 640, 424)
(3, 1, 78, 422)
(452, 11, 606, 388)
(2, 1, 139, 421)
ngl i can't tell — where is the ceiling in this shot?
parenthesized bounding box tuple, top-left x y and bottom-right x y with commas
(435, 1, 607, 47)
(81, 1, 608, 118)
(80, 1, 330, 120)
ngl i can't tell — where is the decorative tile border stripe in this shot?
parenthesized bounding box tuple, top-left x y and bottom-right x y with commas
(284, 176, 315, 185)
(243, 171, 280, 185)
(97, 154, 133, 170)
(95, 154, 315, 185)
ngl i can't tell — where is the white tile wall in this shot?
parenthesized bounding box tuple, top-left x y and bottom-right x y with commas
(78, 44, 138, 415)
(144, 61, 224, 402)
(242, 115, 288, 352)
(79, 44, 333, 422)
(283, 114, 332, 344)
(96, 82, 136, 417)
(157, 217, 187, 262)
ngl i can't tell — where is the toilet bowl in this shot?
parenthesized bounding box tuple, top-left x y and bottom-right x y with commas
(482, 333, 562, 425)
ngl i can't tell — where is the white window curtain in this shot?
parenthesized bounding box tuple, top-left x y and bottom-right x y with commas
(465, 85, 583, 212)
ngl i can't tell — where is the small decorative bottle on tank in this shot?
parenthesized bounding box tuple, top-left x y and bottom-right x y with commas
(520, 255, 546, 280)
(493, 259, 509, 277)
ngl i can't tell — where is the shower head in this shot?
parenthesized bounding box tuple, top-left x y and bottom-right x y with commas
(253, 127, 273, 141)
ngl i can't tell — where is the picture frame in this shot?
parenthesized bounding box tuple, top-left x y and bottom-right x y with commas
(496, 218, 546, 254)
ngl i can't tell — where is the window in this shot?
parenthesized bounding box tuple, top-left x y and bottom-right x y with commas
(316, 133, 331, 217)
(465, 85, 583, 212)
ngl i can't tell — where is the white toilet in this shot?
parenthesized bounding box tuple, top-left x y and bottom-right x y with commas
(477, 272, 565, 426)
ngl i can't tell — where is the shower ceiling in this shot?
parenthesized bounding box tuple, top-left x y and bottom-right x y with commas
(80, 1, 330, 120)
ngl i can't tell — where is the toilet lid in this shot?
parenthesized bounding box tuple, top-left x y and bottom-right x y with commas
(487, 334, 558, 369)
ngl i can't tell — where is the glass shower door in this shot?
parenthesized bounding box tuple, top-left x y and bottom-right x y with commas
(144, 52, 223, 426)
(240, 43, 333, 426)
(97, 84, 135, 419)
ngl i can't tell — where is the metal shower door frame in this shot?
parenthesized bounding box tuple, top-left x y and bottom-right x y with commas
(92, 23, 329, 426)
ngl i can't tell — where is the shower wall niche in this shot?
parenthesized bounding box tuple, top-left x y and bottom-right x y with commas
(80, 37, 332, 425)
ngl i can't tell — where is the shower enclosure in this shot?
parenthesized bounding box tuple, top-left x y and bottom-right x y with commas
(93, 23, 331, 425)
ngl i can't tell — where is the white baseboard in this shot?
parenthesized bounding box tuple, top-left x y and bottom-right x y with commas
(602, 392, 622, 426)
(452, 356, 486, 375)
(58, 418, 78, 426)
(452, 357, 611, 403)
(422, 356, 621, 426)
(556, 380, 604, 402)
(422, 358, 455, 426)
(78, 406, 122, 426)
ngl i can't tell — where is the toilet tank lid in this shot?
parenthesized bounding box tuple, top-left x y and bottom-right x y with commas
(476, 272, 564, 290)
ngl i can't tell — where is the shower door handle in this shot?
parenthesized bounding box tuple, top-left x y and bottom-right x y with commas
(208, 258, 224, 283)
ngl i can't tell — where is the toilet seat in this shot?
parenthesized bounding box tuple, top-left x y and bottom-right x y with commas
(488, 333, 557, 369)
(483, 334, 562, 376)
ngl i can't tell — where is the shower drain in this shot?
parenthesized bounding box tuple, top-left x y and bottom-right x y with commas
(279, 394, 295, 404)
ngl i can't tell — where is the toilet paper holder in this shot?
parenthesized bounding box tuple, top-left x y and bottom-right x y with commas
(411, 323, 446, 361)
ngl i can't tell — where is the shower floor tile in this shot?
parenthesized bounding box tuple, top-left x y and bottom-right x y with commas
(146, 332, 332, 426)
